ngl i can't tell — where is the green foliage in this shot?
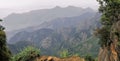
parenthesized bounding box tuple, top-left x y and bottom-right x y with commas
(84, 54, 95, 61)
(8, 40, 33, 54)
(0, 19, 11, 61)
(11, 46, 40, 61)
(59, 49, 80, 58)
(95, 58, 98, 61)
(96, 0, 120, 47)
(60, 49, 69, 58)
(95, 27, 110, 47)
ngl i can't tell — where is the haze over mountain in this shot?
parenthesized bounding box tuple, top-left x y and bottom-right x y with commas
(8, 11, 97, 43)
(3, 6, 95, 31)
(6, 6, 101, 57)
(0, 0, 98, 18)
(5, 6, 97, 40)
(0, 8, 12, 18)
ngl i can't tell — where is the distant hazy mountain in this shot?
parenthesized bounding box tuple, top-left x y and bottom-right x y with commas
(5, 6, 96, 40)
(3, 6, 94, 31)
(6, 6, 101, 57)
(8, 11, 100, 57)
(8, 11, 99, 43)
(0, 8, 13, 18)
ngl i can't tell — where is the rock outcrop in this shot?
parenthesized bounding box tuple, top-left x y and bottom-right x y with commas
(35, 56, 85, 61)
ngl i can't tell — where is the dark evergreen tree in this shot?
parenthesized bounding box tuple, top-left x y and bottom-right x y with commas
(96, 0, 120, 47)
(96, 0, 120, 61)
(0, 19, 11, 61)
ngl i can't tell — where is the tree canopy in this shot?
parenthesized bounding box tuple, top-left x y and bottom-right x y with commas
(0, 19, 11, 61)
(96, 0, 120, 47)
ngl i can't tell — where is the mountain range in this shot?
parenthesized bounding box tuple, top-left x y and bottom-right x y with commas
(3, 6, 94, 31)
(4, 6, 101, 57)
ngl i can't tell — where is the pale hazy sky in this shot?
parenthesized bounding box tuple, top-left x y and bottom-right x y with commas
(0, 0, 99, 18)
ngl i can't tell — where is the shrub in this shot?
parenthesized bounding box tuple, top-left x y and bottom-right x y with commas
(60, 49, 69, 58)
(84, 54, 95, 61)
(11, 46, 40, 61)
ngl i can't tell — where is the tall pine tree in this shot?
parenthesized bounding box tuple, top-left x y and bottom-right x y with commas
(96, 0, 120, 61)
(0, 19, 11, 61)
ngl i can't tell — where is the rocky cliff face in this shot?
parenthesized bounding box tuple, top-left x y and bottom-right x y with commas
(98, 21, 120, 61)
(98, 44, 119, 61)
